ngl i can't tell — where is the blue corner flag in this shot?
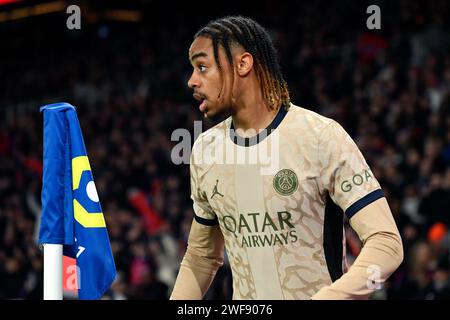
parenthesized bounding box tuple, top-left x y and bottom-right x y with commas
(39, 102, 116, 300)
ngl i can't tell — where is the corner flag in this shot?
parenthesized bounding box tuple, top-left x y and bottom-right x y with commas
(39, 102, 116, 299)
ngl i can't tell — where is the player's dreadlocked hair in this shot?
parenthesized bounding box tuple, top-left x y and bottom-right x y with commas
(194, 16, 290, 111)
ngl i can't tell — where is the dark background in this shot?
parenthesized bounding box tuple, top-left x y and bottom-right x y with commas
(1, 0, 450, 299)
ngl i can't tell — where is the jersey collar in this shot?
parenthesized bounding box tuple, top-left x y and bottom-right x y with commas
(229, 104, 289, 147)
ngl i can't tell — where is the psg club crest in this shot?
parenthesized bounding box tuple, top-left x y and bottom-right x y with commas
(273, 169, 298, 196)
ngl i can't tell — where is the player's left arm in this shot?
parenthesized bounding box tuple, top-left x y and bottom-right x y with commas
(312, 197, 403, 299)
(312, 120, 403, 300)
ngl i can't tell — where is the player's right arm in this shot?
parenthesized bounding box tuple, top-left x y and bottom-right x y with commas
(170, 140, 224, 300)
(170, 220, 224, 299)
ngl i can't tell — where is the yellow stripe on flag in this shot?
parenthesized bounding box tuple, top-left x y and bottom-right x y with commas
(73, 199, 106, 228)
(72, 156, 91, 190)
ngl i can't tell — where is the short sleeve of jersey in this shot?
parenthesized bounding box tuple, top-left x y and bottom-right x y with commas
(318, 120, 384, 219)
(190, 140, 218, 226)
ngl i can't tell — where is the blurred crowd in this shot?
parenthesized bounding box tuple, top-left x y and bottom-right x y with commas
(1, 0, 450, 299)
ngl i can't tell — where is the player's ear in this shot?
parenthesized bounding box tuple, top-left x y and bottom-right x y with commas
(236, 52, 253, 77)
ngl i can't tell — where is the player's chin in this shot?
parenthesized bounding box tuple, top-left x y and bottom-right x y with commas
(203, 106, 219, 119)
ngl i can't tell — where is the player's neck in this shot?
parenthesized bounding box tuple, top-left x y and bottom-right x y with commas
(231, 86, 278, 135)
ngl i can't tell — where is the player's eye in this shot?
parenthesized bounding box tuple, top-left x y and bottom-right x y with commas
(198, 64, 206, 73)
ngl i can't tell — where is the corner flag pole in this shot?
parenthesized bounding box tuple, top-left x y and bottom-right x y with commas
(43, 243, 63, 300)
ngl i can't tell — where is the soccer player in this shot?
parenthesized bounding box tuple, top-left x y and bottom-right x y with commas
(170, 16, 403, 299)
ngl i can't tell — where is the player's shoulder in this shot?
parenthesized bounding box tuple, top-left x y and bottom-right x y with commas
(285, 103, 337, 137)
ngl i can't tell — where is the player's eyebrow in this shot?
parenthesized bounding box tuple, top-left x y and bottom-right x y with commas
(189, 51, 208, 63)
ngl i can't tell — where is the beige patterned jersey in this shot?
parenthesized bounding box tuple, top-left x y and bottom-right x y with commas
(190, 103, 384, 299)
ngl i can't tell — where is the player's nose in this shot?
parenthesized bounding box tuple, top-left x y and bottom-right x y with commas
(188, 72, 200, 89)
